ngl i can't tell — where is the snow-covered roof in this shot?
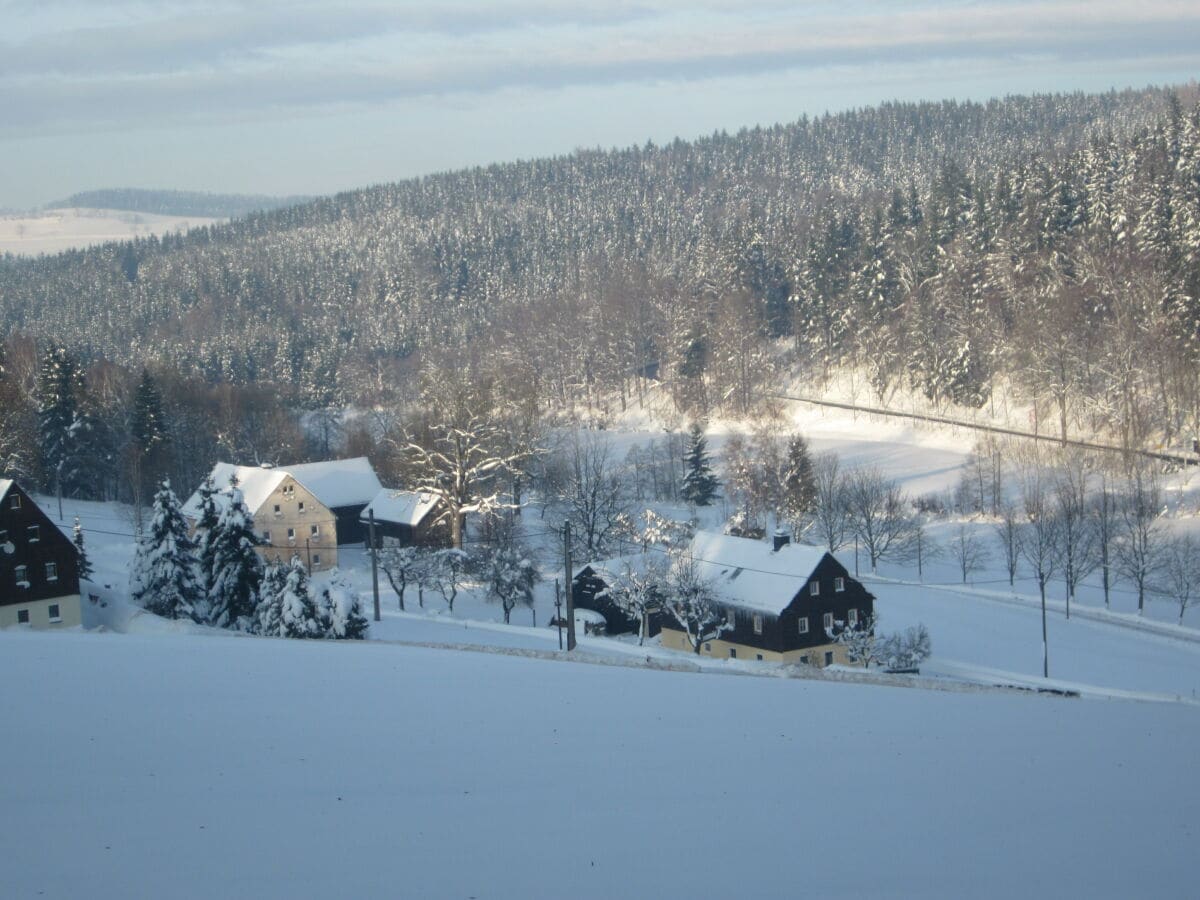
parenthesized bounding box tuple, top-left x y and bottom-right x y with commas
(0, 479, 12, 503)
(182, 458, 381, 519)
(284, 458, 381, 510)
(575, 552, 662, 584)
(360, 488, 441, 527)
(686, 530, 831, 616)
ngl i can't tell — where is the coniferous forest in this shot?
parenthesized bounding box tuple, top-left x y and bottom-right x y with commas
(2, 85, 1200, 500)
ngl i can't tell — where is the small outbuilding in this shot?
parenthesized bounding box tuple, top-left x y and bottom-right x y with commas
(360, 489, 450, 548)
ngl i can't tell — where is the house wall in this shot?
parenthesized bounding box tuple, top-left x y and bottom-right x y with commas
(1, 483, 81, 608)
(252, 476, 339, 572)
(659, 627, 853, 666)
(0, 594, 82, 629)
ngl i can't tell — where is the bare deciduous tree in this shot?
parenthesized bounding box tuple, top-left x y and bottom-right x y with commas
(948, 523, 991, 583)
(993, 503, 1021, 588)
(1116, 465, 1165, 615)
(1158, 534, 1200, 625)
(811, 452, 850, 552)
(559, 431, 630, 561)
(844, 466, 919, 573)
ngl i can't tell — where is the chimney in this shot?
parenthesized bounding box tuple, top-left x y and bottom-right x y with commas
(772, 529, 790, 552)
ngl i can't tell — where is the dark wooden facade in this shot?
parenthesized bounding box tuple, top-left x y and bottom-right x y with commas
(1, 482, 80, 606)
(572, 566, 665, 637)
(715, 553, 875, 656)
(364, 501, 452, 549)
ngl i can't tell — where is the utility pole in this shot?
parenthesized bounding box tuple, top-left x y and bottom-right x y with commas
(554, 579, 563, 650)
(854, 535, 859, 577)
(368, 509, 380, 622)
(1041, 589, 1049, 679)
(564, 521, 576, 651)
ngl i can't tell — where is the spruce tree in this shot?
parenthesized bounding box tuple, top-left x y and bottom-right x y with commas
(680, 424, 719, 506)
(255, 562, 288, 637)
(131, 480, 201, 620)
(192, 475, 220, 620)
(36, 345, 84, 492)
(781, 434, 817, 524)
(208, 484, 264, 629)
(73, 516, 94, 582)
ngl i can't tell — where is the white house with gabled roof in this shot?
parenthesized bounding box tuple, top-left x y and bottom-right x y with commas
(182, 458, 381, 572)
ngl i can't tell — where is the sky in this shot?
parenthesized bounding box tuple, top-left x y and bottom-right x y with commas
(2, 0, 1199, 210)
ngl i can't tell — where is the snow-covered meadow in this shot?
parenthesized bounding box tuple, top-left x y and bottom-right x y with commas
(9, 399, 1200, 896)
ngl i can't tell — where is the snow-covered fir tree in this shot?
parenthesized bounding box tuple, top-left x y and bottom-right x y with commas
(208, 483, 264, 629)
(130, 480, 201, 620)
(72, 516, 94, 581)
(680, 424, 720, 507)
(191, 475, 220, 621)
(318, 570, 369, 640)
(35, 345, 84, 492)
(278, 556, 322, 639)
(255, 562, 288, 637)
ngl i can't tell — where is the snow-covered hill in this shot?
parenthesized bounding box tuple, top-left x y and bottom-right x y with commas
(2, 626, 1196, 898)
(0, 207, 221, 256)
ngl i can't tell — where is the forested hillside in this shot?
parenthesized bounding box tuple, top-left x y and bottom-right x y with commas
(2, 86, 1199, 447)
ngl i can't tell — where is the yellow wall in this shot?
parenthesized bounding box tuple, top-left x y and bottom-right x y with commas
(659, 627, 852, 667)
(252, 475, 339, 571)
(0, 593, 82, 629)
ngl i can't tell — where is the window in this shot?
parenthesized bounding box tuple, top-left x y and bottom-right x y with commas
(310, 524, 320, 538)
(15, 564, 28, 584)
(282, 484, 294, 499)
(755, 654, 763, 661)
(273, 504, 282, 517)
(797, 616, 809, 634)
(27, 525, 39, 542)
(704, 642, 711, 652)
(823, 612, 833, 631)
(809, 580, 819, 596)
(48, 604, 61, 623)
(298, 501, 306, 514)
(752, 613, 763, 635)
(10, 493, 20, 509)
(312, 554, 321, 568)
(848, 608, 858, 627)
(725, 609, 735, 628)
(800, 654, 809, 664)
(835, 576, 845, 592)
(287, 528, 296, 542)
(45, 562, 58, 581)
(728, 648, 737, 658)
(262, 530, 271, 542)
(824, 651, 834, 666)
(17, 609, 30, 623)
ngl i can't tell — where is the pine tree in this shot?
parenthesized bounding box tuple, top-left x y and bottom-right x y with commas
(130, 480, 201, 620)
(680, 423, 719, 506)
(319, 570, 369, 639)
(73, 516, 94, 582)
(208, 484, 264, 629)
(279, 556, 321, 639)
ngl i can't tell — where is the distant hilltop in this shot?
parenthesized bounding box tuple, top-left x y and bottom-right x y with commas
(50, 188, 312, 220)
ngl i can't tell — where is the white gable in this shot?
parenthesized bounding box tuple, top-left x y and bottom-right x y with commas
(361, 489, 440, 527)
(286, 458, 381, 510)
(686, 530, 830, 615)
(0, 479, 12, 503)
(183, 458, 381, 520)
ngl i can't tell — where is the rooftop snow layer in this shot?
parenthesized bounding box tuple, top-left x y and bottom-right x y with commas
(687, 530, 830, 615)
(183, 458, 380, 518)
(0, 478, 12, 502)
(361, 488, 440, 527)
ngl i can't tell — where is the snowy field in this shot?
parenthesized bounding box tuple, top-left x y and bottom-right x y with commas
(0, 207, 221, 255)
(1, 627, 1197, 899)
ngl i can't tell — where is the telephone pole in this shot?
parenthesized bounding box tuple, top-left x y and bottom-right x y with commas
(563, 521, 576, 651)
(368, 509, 381, 622)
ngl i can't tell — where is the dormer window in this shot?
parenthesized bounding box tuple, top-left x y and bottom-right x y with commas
(835, 577, 845, 592)
(809, 580, 819, 596)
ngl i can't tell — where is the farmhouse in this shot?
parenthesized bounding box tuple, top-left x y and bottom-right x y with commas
(360, 489, 450, 548)
(0, 480, 82, 628)
(183, 458, 381, 572)
(664, 530, 876, 666)
(572, 553, 666, 638)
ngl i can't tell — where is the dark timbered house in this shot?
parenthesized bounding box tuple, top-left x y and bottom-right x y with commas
(0, 479, 82, 628)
